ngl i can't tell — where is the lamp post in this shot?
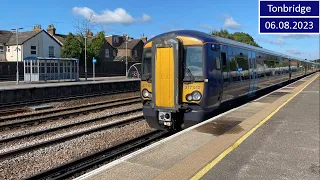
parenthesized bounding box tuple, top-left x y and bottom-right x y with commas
(125, 40, 128, 77)
(11, 27, 23, 84)
(84, 36, 87, 81)
(124, 35, 131, 77)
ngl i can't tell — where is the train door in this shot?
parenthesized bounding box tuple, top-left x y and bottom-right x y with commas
(220, 46, 230, 102)
(248, 51, 258, 96)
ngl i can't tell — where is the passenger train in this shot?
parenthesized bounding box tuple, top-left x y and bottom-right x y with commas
(140, 30, 319, 131)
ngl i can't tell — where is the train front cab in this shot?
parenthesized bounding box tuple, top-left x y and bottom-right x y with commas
(140, 35, 223, 131)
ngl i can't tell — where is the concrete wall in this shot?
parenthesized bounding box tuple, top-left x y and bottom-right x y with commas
(5, 44, 23, 62)
(23, 31, 61, 58)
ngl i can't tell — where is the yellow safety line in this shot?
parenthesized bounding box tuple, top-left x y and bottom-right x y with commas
(190, 74, 319, 180)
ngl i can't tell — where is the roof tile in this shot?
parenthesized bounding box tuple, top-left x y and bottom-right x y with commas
(118, 39, 141, 49)
(0, 30, 13, 44)
(6, 30, 42, 45)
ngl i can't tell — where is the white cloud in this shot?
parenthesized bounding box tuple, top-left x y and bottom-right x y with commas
(257, 37, 286, 46)
(223, 15, 242, 30)
(286, 49, 303, 55)
(199, 24, 216, 31)
(141, 14, 152, 22)
(72, 7, 151, 24)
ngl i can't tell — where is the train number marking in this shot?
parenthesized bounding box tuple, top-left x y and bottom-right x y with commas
(185, 85, 201, 90)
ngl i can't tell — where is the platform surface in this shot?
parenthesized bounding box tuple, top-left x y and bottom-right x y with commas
(0, 76, 139, 90)
(201, 75, 319, 180)
(75, 73, 319, 180)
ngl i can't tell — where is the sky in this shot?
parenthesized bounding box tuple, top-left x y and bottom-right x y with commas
(1, 0, 319, 60)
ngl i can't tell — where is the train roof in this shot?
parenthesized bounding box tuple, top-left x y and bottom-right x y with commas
(146, 30, 312, 63)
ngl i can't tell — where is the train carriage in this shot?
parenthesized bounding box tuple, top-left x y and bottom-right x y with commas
(140, 30, 318, 132)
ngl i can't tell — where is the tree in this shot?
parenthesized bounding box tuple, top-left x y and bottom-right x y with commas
(210, 29, 262, 48)
(61, 33, 82, 59)
(232, 32, 262, 48)
(211, 29, 234, 39)
(73, 14, 97, 38)
(87, 31, 105, 66)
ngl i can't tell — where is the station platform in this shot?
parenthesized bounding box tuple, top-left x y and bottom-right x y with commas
(0, 76, 136, 90)
(76, 72, 319, 180)
(0, 76, 140, 106)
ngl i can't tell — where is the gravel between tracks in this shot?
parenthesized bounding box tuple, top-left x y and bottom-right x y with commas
(0, 103, 142, 140)
(0, 111, 143, 154)
(0, 120, 153, 180)
(0, 91, 139, 119)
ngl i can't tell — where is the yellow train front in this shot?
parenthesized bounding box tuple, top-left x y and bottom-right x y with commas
(140, 30, 223, 131)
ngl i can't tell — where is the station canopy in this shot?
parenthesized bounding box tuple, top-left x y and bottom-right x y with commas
(23, 57, 79, 83)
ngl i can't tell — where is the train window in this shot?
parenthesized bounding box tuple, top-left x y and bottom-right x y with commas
(221, 52, 227, 66)
(142, 48, 152, 79)
(185, 46, 203, 77)
(215, 57, 221, 70)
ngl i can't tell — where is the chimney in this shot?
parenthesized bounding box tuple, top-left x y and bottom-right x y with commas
(141, 33, 147, 43)
(123, 34, 129, 41)
(86, 30, 93, 37)
(33, 25, 42, 31)
(47, 24, 56, 35)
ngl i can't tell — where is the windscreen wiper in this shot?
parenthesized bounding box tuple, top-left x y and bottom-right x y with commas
(182, 62, 195, 83)
(146, 73, 152, 82)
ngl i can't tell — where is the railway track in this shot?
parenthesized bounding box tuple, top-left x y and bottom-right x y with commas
(0, 96, 141, 130)
(0, 108, 26, 116)
(0, 113, 144, 159)
(0, 90, 139, 110)
(0, 108, 143, 144)
(25, 130, 169, 180)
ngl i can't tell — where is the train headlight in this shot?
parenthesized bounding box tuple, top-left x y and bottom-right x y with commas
(142, 89, 150, 98)
(186, 94, 193, 101)
(192, 91, 202, 101)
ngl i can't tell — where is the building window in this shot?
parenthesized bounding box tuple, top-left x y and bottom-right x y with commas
(113, 37, 118, 43)
(7, 47, 10, 52)
(134, 49, 138, 57)
(0, 46, 3, 54)
(49, 46, 54, 57)
(31, 46, 37, 55)
(113, 49, 116, 56)
(105, 49, 110, 58)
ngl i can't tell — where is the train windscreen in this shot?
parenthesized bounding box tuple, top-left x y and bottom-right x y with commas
(184, 46, 203, 80)
(142, 48, 152, 80)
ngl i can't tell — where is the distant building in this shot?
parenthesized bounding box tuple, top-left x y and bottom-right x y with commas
(0, 25, 62, 62)
(105, 35, 126, 48)
(114, 38, 145, 62)
(0, 30, 13, 61)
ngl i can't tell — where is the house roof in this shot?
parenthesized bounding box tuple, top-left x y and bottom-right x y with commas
(118, 39, 141, 49)
(52, 34, 67, 45)
(5, 30, 62, 46)
(24, 56, 79, 61)
(0, 30, 13, 44)
(5, 30, 43, 45)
